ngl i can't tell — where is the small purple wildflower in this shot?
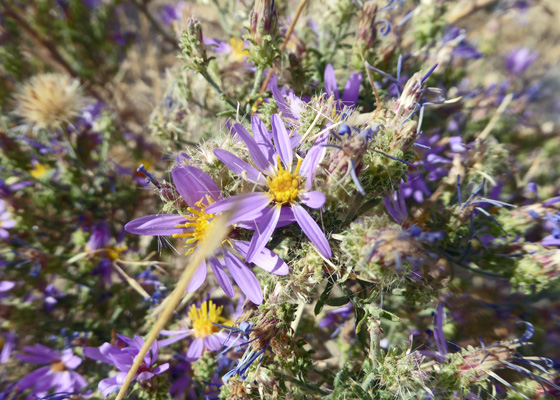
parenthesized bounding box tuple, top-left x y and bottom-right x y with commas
(504, 47, 538, 76)
(207, 114, 332, 261)
(159, 300, 242, 361)
(125, 165, 289, 304)
(0, 200, 16, 239)
(1, 330, 15, 363)
(83, 334, 169, 397)
(15, 345, 87, 398)
(324, 64, 362, 110)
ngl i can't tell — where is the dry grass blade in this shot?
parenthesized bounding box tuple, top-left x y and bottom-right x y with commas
(114, 212, 231, 400)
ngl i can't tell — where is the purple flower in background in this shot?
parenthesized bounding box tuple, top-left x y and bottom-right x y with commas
(0, 200, 16, 239)
(159, 300, 241, 361)
(158, 2, 185, 25)
(384, 191, 408, 224)
(504, 47, 538, 76)
(324, 64, 362, 110)
(86, 221, 111, 251)
(15, 345, 87, 398)
(125, 165, 289, 304)
(400, 173, 431, 203)
(318, 302, 353, 337)
(0, 280, 15, 299)
(1, 331, 15, 363)
(83, 334, 169, 397)
(207, 114, 331, 262)
(542, 213, 560, 247)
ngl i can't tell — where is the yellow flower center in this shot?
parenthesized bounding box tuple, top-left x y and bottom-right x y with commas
(230, 38, 249, 62)
(267, 155, 304, 204)
(51, 360, 67, 372)
(173, 197, 216, 256)
(189, 300, 228, 338)
(30, 163, 49, 179)
(106, 244, 128, 261)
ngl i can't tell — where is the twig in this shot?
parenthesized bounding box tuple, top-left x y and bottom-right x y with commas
(478, 93, 513, 140)
(1, 4, 105, 102)
(114, 213, 230, 400)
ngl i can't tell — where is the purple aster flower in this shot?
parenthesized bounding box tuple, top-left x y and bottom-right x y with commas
(207, 114, 332, 262)
(125, 165, 289, 304)
(86, 221, 111, 251)
(324, 64, 362, 110)
(400, 173, 431, 203)
(158, 2, 185, 25)
(383, 190, 408, 224)
(504, 47, 538, 76)
(0, 200, 16, 239)
(159, 300, 242, 361)
(1, 331, 15, 363)
(15, 345, 87, 398)
(318, 302, 353, 329)
(0, 280, 15, 298)
(83, 334, 169, 397)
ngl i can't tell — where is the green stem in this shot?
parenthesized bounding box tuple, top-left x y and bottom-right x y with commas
(199, 71, 237, 110)
(250, 68, 264, 99)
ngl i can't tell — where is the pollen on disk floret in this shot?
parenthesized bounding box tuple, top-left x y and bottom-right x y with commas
(189, 300, 227, 339)
(172, 197, 217, 255)
(266, 155, 304, 204)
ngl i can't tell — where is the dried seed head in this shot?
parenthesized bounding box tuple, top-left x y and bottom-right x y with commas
(14, 73, 87, 131)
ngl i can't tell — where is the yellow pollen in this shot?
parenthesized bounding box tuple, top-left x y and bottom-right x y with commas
(267, 156, 304, 204)
(172, 197, 216, 256)
(189, 300, 227, 338)
(106, 244, 128, 261)
(230, 38, 249, 62)
(51, 360, 66, 372)
(30, 163, 49, 179)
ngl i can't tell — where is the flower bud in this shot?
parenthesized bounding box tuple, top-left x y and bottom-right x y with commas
(357, 1, 378, 51)
(179, 18, 208, 72)
(249, 0, 277, 46)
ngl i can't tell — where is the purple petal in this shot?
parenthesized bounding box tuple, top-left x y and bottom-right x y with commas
(208, 257, 235, 297)
(205, 192, 271, 225)
(214, 149, 265, 185)
(16, 366, 51, 390)
(204, 334, 222, 351)
(292, 204, 331, 258)
(186, 260, 207, 292)
(157, 332, 192, 347)
(231, 240, 289, 275)
(341, 73, 362, 108)
(99, 375, 121, 397)
(0, 219, 16, 229)
(300, 131, 328, 189)
(0, 281, 15, 292)
(271, 114, 293, 168)
(236, 205, 296, 230)
(251, 116, 275, 162)
(171, 165, 221, 207)
(151, 363, 169, 376)
(299, 191, 325, 209)
(246, 205, 281, 263)
(125, 214, 185, 236)
(324, 64, 340, 100)
(61, 349, 81, 369)
(233, 123, 271, 171)
(186, 338, 204, 361)
(269, 76, 296, 120)
(223, 249, 263, 304)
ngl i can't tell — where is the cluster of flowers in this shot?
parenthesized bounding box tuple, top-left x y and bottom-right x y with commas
(1, 0, 560, 399)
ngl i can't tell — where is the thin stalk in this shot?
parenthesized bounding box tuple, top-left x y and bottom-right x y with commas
(199, 71, 237, 110)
